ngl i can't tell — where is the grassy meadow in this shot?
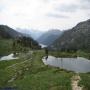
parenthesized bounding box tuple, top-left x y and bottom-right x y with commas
(0, 39, 13, 56)
(79, 73, 90, 90)
(0, 50, 74, 90)
(0, 39, 90, 90)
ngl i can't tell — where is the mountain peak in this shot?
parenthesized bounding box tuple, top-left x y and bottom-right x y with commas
(49, 19, 90, 51)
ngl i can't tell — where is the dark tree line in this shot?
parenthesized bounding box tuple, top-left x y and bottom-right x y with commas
(12, 36, 41, 54)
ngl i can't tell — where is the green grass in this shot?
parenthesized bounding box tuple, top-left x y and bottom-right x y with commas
(0, 59, 24, 69)
(79, 73, 90, 90)
(0, 39, 31, 56)
(0, 58, 27, 87)
(0, 50, 74, 90)
(77, 51, 90, 60)
(1, 39, 90, 90)
(0, 39, 13, 56)
(49, 51, 77, 58)
(14, 69, 73, 90)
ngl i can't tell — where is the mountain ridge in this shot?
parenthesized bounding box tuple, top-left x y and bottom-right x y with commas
(0, 25, 41, 49)
(49, 19, 90, 51)
(0, 25, 22, 39)
(37, 29, 62, 46)
(16, 28, 44, 40)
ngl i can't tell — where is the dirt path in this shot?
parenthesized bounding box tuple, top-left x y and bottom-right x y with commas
(71, 74, 83, 90)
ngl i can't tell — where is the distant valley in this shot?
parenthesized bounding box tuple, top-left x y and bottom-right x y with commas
(0, 19, 90, 52)
(16, 28, 45, 40)
(37, 29, 62, 46)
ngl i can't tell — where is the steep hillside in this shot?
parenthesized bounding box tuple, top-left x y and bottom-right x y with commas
(49, 19, 90, 51)
(0, 25, 41, 55)
(37, 29, 62, 46)
(0, 25, 22, 39)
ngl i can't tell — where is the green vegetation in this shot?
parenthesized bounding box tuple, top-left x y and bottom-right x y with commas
(1, 21, 90, 90)
(0, 39, 13, 56)
(0, 38, 90, 90)
(79, 73, 90, 90)
(49, 50, 90, 59)
(0, 33, 41, 56)
(0, 58, 26, 87)
(0, 50, 74, 90)
(0, 39, 25, 56)
(49, 51, 77, 58)
(0, 60, 21, 69)
(77, 50, 90, 59)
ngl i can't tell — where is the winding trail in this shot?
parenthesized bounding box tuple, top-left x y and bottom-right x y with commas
(71, 74, 83, 90)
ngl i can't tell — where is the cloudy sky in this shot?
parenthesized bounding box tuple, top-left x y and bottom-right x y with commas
(0, 0, 90, 31)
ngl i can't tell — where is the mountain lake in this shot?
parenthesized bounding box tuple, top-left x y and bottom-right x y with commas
(42, 56, 90, 73)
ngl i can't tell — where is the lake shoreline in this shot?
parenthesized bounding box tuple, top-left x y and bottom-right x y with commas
(42, 56, 90, 73)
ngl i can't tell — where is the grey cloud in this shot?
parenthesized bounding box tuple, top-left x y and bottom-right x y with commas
(0, 4, 7, 12)
(55, 1, 90, 13)
(0, 6, 4, 12)
(55, 4, 79, 13)
(80, 5, 90, 9)
(47, 13, 69, 19)
(41, 0, 54, 3)
(80, 0, 90, 3)
(0, 8, 2, 12)
(74, 0, 90, 8)
(87, 13, 90, 17)
(81, 1, 90, 9)
(79, 0, 90, 9)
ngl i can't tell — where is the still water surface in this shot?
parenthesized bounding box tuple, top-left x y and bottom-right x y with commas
(42, 56, 90, 73)
(0, 53, 18, 61)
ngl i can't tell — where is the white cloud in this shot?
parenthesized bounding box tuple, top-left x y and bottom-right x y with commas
(0, 0, 90, 31)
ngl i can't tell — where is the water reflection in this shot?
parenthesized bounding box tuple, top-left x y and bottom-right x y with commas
(42, 56, 90, 73)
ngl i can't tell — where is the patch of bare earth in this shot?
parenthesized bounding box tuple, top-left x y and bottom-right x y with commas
(71, 74, 83, 90)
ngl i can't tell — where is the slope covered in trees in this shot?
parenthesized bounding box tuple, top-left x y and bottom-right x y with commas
(0, 25, 41, 55)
